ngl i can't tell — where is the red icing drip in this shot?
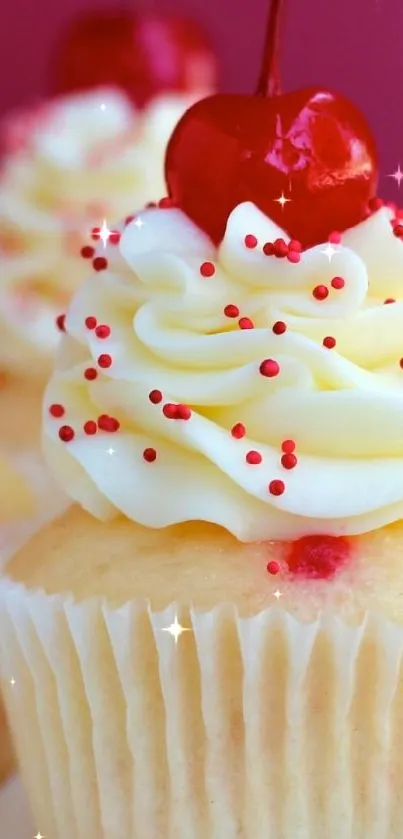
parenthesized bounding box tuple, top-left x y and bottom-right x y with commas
(286, 534, 351, 580)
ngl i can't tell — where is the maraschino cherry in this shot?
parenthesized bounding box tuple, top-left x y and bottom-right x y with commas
(51, 9, 218, 109)
(165, 0, 378, 247)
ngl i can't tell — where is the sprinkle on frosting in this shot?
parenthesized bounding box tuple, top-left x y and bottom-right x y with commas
(56, 313, 66, 332)
(84, 367, 98, 380)
(93, 256, 108, 272)
(272, 320, 287, 334)
(281, 440, 296, 453)
(97, 353, 112, 368)
(323, 336, 336, 349)
(81, 245, 95, 259)
(331, 276, 345, 289)
(84, 420, 97, 435)
(281, 453, 298, 470)
(143, 447, 157, 462)
(312, 284, 329, 300)
(244, 234, 258, 249)
(85, 316, 97, 330)
(259, 359, 280, 377)
(49, 403, 65, 418)
(149, 389, 163, 404)
(231, 423, 246, 439)
(200, 261, 216, 277)
(246, 450, 263, 465)
(224, 304, 240, 318)
(268, 479, 285, 496)
(95, 324, 111, 339)
(59, 425, 74, 442)
(267, 560, 280, 575)
(238, 317, 254, 330)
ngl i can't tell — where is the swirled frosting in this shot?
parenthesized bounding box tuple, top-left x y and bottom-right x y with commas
(0, 88, 198, 374)
(43, 201, 403, 541)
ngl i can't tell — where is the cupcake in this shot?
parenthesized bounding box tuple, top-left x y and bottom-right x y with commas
(2, 193, 403, 836)
(0, 86, 202, 448)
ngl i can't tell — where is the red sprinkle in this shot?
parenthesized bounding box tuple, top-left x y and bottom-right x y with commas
(97, 353, 112, 368)
(80, 245, 95, 259)
(281, 439, 296, 453)
(91, 227, 100, 241)
(83, 420, 97, 435)
(109, 231, 121, 245)
(331, 276, 345, 290)
(288, 239, 302, 252)
(224, 304, 240, 318)
(143, 447, 157, 462)
(84, 367, 98, 380)
(273, 238, 288, 258)
(98, 414, 120, 432)
(246, 450, 262, 465)
(286, 534, 351, 580)
(263, 242, 275, 256)
(268, 479, 285, 496)
(149, 389, 163, 404)
(393, 224, 403, 238)
(56, 313, 66, 332)
(231, 422, 246, 439)
(323, 336, 336, 349)
(177, 404, 192, 420)
(312, 285, 329, 301)
(158, 197, 175, 209)
(93, 256, 108, 272)
(200, 261, 215, 277)
(239, 317, 254, 329)
(259, 359, 280, 377)
(286, 250, 301, 264)
(59, 425, 74, 442)
(49, 403, 65, 418)
(244, 234, 258, 249)
(328, 231, 341, 244)
(399, 358, 403, 369)
(384, 298, 396, 304)
(267, 560, 280, 576)
(163, 403, 177, 419)
(272, 320, 287, 335)
(85, 316, 97, 330)
(95, 324, 111, 339)
(125, 214, 136, 226)
(281, 453, 298, 470)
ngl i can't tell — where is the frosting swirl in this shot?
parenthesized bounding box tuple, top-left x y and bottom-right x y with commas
(0, 88, 198, 373)
(44, 202, 403, 541)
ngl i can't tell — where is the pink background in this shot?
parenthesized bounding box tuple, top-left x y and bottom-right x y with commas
(0, 0, 402, 198)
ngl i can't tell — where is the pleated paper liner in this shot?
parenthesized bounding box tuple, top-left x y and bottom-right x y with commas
(2, 577, 403, 839)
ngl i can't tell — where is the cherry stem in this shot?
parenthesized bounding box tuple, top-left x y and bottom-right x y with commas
(256, 0, 285, 98)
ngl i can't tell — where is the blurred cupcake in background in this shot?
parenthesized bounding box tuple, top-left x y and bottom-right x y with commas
(0, 8, 218, 451)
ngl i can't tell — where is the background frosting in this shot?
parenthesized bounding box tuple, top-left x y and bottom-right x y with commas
(0, 87, 196, 373)
(44, 202, 403, 541)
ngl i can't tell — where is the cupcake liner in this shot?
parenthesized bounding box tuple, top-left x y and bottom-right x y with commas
(1, 577, 403, 839)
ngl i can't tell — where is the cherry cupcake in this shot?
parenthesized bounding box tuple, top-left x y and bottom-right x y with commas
(3, 4, 403, 838)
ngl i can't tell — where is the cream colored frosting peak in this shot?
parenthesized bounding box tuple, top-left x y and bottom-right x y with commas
(44, 202, 403, 541)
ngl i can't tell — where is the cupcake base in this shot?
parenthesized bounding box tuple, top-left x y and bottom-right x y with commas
(2, 508, 403, 838)
(0, 374, 44, 451)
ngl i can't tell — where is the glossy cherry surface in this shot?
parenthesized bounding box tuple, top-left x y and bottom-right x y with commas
(166, 89, 378, 248)
(165, 0, 378, 247)
(51, 10, 218, 108)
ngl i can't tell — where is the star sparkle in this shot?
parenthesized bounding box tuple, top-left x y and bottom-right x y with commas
(161, 614, 192, 644)
(272, 589, 284, 601)
(134, 217, 144, 229)
(34, 833, 45, 839)
(388, 164, 403, 188)
(273, 191, 291, 210)
(100, 103, 106, 112)
(9, 677, 16, 687)
(321, 242, 337, 263)
(98, 219, 112, 249)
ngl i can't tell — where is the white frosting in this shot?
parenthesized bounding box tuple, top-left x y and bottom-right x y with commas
(43, 202, 403, 541)
(0, 88, 199, 373)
